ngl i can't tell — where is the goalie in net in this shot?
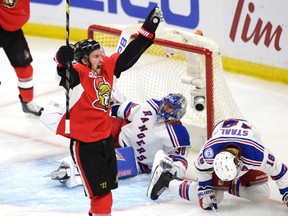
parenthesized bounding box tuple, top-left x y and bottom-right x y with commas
(87, 22, 243, 154)
(48, 91, 191, 188)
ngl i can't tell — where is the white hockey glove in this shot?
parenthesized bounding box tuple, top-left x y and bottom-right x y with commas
(40, 101, 65, 132)
(110, 78, 127, 116)
(198, 185, 217, 210)
(138, 6, 163, 40)
(283, 192, 288, 207)
(110, 80, 126, 107)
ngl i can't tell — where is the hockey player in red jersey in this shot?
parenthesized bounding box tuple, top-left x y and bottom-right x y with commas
(147, 118, 288, 210)
(0, 0, 44, 117)
(53, 6, 163, 216)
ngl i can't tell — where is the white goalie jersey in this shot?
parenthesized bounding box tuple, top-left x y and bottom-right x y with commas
(116, 99, 191, 175)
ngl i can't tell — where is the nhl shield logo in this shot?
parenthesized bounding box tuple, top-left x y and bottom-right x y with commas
(204, 147, 214, 159)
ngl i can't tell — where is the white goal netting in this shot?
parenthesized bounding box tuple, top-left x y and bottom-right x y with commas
(88, 23, 243, 151)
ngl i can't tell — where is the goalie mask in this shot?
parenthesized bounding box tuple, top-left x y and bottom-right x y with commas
(157, 93, 187, 123)
(74, 39, 101, 62)
(213, 151, 240, 181)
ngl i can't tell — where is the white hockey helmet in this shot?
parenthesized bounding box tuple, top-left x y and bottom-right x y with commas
(213, 151, 240, 181)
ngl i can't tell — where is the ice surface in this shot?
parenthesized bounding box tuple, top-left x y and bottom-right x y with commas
(0, 36, 287, 216)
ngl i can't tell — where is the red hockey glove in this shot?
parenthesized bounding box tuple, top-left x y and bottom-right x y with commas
(54, 45, 74, 68)
(138, 6, 163, 40)
(198, 185, 217, 210)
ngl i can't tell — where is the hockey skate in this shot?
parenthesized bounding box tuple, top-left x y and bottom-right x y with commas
(19, 95, 44, 117)
(50, 161, 71, 183)
(147, 161, 175, 200)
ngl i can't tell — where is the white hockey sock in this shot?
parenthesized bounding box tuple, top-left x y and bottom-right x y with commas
(169, 179, 198, 202)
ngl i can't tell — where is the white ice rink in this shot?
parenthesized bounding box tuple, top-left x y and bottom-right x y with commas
(0, 36, 288, 216)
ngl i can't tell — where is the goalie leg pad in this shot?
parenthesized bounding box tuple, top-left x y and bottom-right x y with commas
(151, 150, 174, 174)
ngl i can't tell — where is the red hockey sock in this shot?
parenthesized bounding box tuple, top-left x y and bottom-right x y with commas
(90, 192, 112, 215)
(14, 65, 34, 102)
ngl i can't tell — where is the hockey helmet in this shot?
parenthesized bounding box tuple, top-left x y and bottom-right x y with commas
(157, 93, 187, 123)
(2, 0, 18, 8)
(74, 39, 101, 62)
(213, 151, 240, 181)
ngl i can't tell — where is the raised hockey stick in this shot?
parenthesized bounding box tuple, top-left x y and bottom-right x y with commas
(64, 0, 70, 134)
(115, 30, 131, 53)
(112, 29, 131, 88)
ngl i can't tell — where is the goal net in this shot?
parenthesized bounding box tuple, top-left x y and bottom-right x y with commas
(87, 24, 243, 151)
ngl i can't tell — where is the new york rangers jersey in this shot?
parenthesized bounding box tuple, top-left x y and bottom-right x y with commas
(195, 118, 288, 197)
(116, 99, 191, 171)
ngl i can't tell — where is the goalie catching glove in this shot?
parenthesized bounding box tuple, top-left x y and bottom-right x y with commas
(198, 185, 217, 210)
(138, 6, 163, 40)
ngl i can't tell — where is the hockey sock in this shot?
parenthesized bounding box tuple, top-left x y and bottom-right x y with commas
(90, 192, 112, 215)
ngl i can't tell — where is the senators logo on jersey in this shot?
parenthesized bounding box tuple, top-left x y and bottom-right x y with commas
(92, 76, 111, 111)
(1, 0, 19, 8)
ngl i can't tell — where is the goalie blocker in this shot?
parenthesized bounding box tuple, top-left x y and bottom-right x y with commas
(116, 146, 138, 179)
(50, 146, 138, 188)
(41, 102, 138, 181)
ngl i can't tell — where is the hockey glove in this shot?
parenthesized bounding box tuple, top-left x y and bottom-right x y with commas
(283, 192, 288, 207)
(138, 6, 163, 40)
(198, 185, 217, 210)
(57, 66, 80, 90)
(55, 45, 74, 68)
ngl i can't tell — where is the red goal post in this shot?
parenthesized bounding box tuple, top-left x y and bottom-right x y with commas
(87, 24, 243, 150)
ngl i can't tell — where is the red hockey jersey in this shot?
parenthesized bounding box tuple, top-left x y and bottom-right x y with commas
(0, 0, 30, 31)
(56, 52, 121, 143)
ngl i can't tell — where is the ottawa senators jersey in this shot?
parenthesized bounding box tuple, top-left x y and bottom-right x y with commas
(0, 0, 30, 31)
(56, 53, 120, 142)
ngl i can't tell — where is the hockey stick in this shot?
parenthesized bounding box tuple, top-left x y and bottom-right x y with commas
(115, 30, 131, 53)
(112, 30, 131, 88)
(210, 204, 220, 216)
(65, 0, 70, 134)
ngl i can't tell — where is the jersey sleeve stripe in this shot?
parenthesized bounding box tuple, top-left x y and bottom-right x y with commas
(167, 124, 180, 148)
(147, 99, 159, 113)
(240, 156, 262, 166)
